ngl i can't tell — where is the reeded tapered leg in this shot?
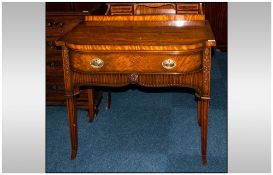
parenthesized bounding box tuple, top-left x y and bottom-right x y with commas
(197, 99, 202, 127)
(66, 96, 78, 160)
(201, 98, 209, 165)
(106, 90, 111, 111)
(87, 89, 95, 122)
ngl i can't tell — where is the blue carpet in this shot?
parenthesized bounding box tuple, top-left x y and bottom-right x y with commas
(46, 50, 227, 172)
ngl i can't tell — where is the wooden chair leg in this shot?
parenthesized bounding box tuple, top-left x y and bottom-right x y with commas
(66, 95, 78, 160)
(87, 89, 95, 122)
(106, 90, 111, 111)
(201, 97, 210, 165)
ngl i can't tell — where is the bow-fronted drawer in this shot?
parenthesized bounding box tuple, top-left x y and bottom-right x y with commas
(69, 50, 203, 74)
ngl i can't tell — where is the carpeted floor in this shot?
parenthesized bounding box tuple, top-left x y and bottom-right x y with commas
(46, 50, 227, 172)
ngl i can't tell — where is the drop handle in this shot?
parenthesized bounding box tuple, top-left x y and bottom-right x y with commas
(50, 62, 55, 67)
(90, 58, 104, 68)
(47, 22, 52, 27)
(162, 59, 176, 69)
(47, 41, 56, 49)
(47, 21, 64, 28)
(57, 22, 64, 27)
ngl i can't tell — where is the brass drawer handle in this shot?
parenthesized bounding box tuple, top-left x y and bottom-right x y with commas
(162, 58, 176, 69)
(47, 21, 64, 28)
(47, 22, 52, 27)
(47, 41, 56, 49)
(90, 58, 104, 69)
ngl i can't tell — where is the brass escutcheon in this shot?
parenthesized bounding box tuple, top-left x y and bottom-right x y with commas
(162, 58, 176, 69)
(90, 58, 104, 68)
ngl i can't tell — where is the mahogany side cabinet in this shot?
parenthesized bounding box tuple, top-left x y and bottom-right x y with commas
(56, 14, 216, 165)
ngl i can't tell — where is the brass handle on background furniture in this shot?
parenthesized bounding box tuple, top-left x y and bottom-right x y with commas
(162, 58, 176, 69)
(47, 21, 64, 28)
(57, 22, 64, 27)
(50, 62, 55, 67)
(90, 58, 104, 68)
(46, 41, 62, 50)
(47, 41, 56, 49)
(47, 22, 52, 27)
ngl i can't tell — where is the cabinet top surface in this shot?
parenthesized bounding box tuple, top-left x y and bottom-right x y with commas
(57, 15, 215, 50)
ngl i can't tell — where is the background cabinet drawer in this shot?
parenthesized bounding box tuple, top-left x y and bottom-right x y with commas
(177, 11, 199, 14)
(46, 16, 83, 37)
(109, 5, 133, 15)
(111, 5, 133, 13)
(177, 3, 199, 11)
(46, 9, 105, 107)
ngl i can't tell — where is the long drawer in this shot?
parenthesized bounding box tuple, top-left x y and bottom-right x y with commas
(69, 51, 203, 74)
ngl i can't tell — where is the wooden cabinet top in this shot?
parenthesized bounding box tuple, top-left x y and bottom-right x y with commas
(57, 15, 215, 51)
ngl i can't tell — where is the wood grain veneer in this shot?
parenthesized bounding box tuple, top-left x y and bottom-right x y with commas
(85, 14, 205, 21)
(104, 2, 226, 51)
(70, 51, 203, 74)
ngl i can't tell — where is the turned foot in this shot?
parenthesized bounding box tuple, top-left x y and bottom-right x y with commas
(88, 117, 94, 123)
(70, 149, 77, 160)
(88, 110, 96, 123)
(202, 157, 208, 165)
(105, 106, 110, 111)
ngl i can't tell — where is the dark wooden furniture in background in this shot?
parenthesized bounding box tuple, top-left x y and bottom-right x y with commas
(46, 11, 88, 107)
(204, 3, 227, 52)
(46, 3, 106, 109)
(46, 2, 226, 108)
(56, 12, 216, 165)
